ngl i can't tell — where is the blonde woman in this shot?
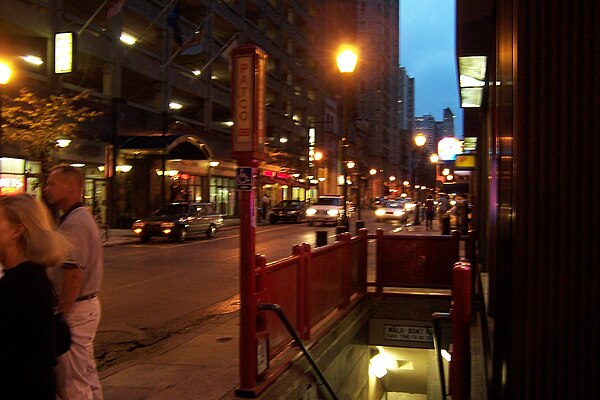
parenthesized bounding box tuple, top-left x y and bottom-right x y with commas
(0, 194, 71, 399)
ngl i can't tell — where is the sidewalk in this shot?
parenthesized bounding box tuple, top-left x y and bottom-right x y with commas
(100, 310, 240, 399)
(99, 217, 444, 399)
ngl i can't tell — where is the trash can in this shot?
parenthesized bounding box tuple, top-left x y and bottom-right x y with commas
(456, 201, 469, 235)
(441, 214, 451, 235)
(336, 226, 348, 235)
(355, 220, 365, 232)
(316, 231, 328, 247)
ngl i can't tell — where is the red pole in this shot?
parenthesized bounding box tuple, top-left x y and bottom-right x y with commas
(231, 44, 267, 396)
(358, 228, 368, 294)
(341, 232, 351, 308)
(239, 167, 258, 391)
(293, 244, 308, 340)
(450, 261, 471, 400)
(375, 228, 384, 295)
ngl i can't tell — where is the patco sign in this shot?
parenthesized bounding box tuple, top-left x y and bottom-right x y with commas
(231, 45, 266, 162)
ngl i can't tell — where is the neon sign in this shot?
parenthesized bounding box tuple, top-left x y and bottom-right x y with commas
(0, 177, 25, 194)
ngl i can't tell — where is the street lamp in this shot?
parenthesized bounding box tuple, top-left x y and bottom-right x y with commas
(208, 160, 219, 205)
(413, 133, 426, 225)
(415, 133, 427, 147)
(430, 153, 440, 195)
(336, 45, 358, 231)
(388, 175, 397, 199)
(0, 62, 12, 156)
(369, 168, 377, 204)
(314, 150, 323, 196)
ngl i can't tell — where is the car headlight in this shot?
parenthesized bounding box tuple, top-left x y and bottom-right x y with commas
(161, 222, 175, 228)
(375, 209, 386, 216)
(405, 203, 416, 211)
(306, 208, 317, 216)
(327, 209, 339, 217)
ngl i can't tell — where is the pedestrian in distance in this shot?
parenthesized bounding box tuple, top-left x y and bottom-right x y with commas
(425, 195, 435, 230)
(261, 193, 270, 220)
(0, 194, 72, 399)
(44, 165, 104, 400)
(438, 194, 450, 218)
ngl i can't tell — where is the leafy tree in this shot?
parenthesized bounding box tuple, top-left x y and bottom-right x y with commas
(1, 87, 103, 181)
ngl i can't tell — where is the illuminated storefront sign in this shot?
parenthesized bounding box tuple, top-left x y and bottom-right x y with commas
(55, 32, 75, 74)
(0, 176, 25, 194)
(438, 137, 463, 161)
(231, 45, 266, 161)
(262, 170, 292, 180)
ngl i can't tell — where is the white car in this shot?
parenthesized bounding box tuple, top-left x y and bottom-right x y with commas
(374, 200, 409, 222)
(305, 195, 350, 226)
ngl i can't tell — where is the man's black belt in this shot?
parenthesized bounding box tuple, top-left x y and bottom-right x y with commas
(75, 293, 98, 302)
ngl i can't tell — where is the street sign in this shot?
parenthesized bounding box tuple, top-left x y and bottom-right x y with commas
(384, 325, 433, 342)
(231, 45, 267, 161)
(455, 154, 476, 169)
(236, 167, 253, 190)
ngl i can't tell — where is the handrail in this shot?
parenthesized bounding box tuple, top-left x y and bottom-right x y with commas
(432, 312, 451, 400)
(258, 303, 339, 400)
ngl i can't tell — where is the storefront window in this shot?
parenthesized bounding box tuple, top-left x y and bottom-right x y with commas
(210, 176, 236, 216)
(292, 186, 307, 202)
(0, 158, 41, 197)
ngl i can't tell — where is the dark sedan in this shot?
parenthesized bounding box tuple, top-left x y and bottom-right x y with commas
(131, 202, 223, 242)
(268, 200, 309, 224)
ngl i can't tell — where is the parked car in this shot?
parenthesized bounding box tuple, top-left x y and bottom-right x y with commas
(131, 202, 223, 242)
(374, 200, 409, 222)
(305, 195, 350, 226)
(268, 200, 309, 224)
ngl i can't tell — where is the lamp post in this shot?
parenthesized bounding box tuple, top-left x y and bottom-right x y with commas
(388, 174, 396, 194)
(369, 168, 377, 204)
(0, 62, 12, 157)
(336, 45, 358, 231)
(346, 160, 358, 220)
(430, 153, 440, 197)
(208, 160, 219, 206)
(413, 133, 426, 225)
(314, 150, 323, 197)
(340, 142, 350, 229)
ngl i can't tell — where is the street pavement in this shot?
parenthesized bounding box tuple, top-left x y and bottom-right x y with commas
(99, 216, 443, 399)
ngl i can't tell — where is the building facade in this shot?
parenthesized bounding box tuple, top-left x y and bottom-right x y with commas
(0, 0, 402, 224)
(457, 0, 599, 397)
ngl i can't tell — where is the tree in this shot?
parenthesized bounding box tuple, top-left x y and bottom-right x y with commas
(1, 87, 103, 182)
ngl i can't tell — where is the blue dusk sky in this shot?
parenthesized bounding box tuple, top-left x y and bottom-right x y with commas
(400, 0, 462, 136)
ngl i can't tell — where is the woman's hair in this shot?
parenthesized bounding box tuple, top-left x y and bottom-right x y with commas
(0, 194, 72, 268)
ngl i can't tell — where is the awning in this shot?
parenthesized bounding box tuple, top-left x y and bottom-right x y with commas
(119, 134, 213, 160)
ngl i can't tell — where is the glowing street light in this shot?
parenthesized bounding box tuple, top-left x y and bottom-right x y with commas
(369, 168, 378, 202)
(0, 63, 12, 84)
(337, 45, 358, 230)
(412, 134, 427, 225)
(336, 47, 358, 73)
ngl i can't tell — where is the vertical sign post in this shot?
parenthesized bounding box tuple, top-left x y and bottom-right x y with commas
(231, 44, 267, 395)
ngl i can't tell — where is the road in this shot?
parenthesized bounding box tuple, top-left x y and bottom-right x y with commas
(95, 215, 410, 369)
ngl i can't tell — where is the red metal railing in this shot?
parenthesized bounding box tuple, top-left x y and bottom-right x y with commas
(450, 262, 472, 400)
(373, 229, 461, 292)
(240, 228, 475, 396)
